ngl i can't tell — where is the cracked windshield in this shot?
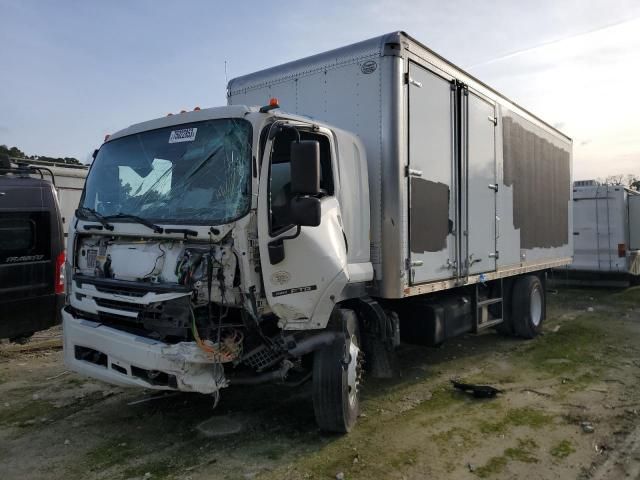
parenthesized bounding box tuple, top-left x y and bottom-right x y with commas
(81, 118, 252, 224)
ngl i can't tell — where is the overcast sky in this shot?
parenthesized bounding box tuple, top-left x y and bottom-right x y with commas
(0, 0, 638, 179)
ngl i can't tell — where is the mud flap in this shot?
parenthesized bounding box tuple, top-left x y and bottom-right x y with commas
(348, 297, 400, 379)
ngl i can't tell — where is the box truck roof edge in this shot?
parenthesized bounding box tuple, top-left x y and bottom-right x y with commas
(227, 31, 572, 143)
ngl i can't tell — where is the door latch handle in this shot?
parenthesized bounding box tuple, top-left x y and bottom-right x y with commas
(468, 255, 482, 266)
(488, 184, 498, 192)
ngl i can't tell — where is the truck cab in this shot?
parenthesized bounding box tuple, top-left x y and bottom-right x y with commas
(63, 104, 373, 432)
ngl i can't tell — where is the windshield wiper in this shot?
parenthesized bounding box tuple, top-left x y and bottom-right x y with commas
(76, 207, 114, 231)
(104, 213, 164, 233)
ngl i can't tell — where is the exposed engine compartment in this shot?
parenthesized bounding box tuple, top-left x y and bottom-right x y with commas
(67, 233, 329, 392)
(71, 233, 249, 350)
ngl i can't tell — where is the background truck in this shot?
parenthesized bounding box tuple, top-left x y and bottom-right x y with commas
(63, 32, 572, 433)
(554, 180, 640, 285)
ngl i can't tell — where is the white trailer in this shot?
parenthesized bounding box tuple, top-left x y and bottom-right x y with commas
(63, 32, 572, 433)
(557, 180, 640, 284)
(14, 158, 89, 235)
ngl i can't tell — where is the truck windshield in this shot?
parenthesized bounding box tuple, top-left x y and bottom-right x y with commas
(80, 118, 252, 225)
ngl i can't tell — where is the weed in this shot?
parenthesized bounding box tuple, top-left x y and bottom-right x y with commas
(85, 437, 135, 471)
(475, 438, 538, 478)
(550, 440, 575, 459)
(479, 407, 552, 434)
(122, 459, 173, 479)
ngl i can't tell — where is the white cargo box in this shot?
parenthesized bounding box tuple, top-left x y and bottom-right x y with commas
(566, 181, 640, 277)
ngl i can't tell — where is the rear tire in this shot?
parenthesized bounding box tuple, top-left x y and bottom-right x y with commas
(512, 275, 545, 339)
(312, 309, 362, 433)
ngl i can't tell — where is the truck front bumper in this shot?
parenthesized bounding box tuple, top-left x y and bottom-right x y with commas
(62, 308, 226, 394)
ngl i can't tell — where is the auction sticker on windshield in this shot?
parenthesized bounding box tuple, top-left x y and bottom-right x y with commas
(169, 128, 197, 143)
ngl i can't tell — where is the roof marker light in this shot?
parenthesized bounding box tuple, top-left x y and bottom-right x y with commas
(259, 98, 280, 113)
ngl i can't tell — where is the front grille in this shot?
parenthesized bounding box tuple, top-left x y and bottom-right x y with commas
(94, 297, 145, 313)
(94, 284, 147, 297)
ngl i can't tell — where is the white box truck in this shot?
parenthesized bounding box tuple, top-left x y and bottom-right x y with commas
(63, 32, 572, 432)
(557, 180, 640, 284)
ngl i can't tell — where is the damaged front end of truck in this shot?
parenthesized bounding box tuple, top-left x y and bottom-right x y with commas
(62, 107, 377, 433)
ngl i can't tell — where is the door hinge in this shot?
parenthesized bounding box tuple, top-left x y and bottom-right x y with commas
(408, 76, 422, 88)
(406, 258, 423, 269)
(489, 251, 499, 259)
(406, 166, 423, 177)
(488, 116, 497, 126)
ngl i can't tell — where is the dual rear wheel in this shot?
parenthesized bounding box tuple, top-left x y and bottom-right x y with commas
(499, 274, 545, 339)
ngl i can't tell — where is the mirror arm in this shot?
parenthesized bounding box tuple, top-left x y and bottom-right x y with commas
(278, 224, 302, 242)
(267, 225, 301, 265)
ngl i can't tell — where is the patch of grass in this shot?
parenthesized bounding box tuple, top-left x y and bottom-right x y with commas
(122, 459, 174, 479)
(85, 437, 134, 471)
(256, 444, 288, 461)
(479, 407, 552, 434)
(388, 447, 418, 469)
(550, 440, 575, 459)
(520, 318, 604, 375)
(475, 438, 538, 478)
(419, 385, 466, 412)
(475, 455, 508, 478)
(504, 438, 539, 463)
(66, 377, 86, 387)
(431, 427, 477, 450)
(0, 399, 54, 426)
(610, 286, 640, 306)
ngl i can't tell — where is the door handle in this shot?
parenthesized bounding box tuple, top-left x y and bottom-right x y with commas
(488, 184, 498, 192)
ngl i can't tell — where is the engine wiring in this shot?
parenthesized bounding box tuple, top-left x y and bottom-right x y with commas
(189, 306, 243, 362)
(143, 242, 167, 279)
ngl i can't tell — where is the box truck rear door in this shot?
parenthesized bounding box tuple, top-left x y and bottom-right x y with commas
(407, 62, 458, 285)
(463, 90, 497, 276)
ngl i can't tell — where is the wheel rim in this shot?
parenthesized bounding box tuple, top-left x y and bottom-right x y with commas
(346, 334, 361, 407)
(530, 285, 543, 327)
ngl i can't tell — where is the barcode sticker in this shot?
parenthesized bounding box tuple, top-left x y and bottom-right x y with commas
(169, 128, 197, 143)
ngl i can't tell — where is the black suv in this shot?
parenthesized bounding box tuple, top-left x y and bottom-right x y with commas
(0, 155, 65, 341)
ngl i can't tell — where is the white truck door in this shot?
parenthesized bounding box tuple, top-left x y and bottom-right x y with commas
(257, 125, 348, 329)
(464, 89, 498, 276)
(407, 62, 458, 284)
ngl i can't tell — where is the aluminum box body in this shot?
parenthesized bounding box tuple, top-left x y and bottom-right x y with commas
(228, 32, 573, 298)
(567, 182, 640, 276)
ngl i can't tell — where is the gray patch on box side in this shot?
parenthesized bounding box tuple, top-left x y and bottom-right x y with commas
(503, 115, 570, 249)
(410, 178, 450, 253)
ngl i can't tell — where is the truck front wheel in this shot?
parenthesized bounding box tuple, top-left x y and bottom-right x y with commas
(312, 309, 362, 433)
(512, 275, 545, 339)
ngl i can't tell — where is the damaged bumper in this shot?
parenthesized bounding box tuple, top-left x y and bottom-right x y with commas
(62, 308, 226, 394)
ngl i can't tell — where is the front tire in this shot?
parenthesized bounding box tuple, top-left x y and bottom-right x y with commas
(512, 275, 545, 339)
(312, 309, 362, 433)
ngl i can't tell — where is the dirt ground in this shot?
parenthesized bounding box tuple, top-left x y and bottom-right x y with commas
(1, 287, 639, 480)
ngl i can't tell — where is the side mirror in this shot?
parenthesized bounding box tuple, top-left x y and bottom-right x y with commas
(291, 195, 321, 227)
(290, 140, 321, 195)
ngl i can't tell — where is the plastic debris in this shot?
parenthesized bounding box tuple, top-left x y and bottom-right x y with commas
(581, 421, 595, 433)
(451, 379, 502, 398)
